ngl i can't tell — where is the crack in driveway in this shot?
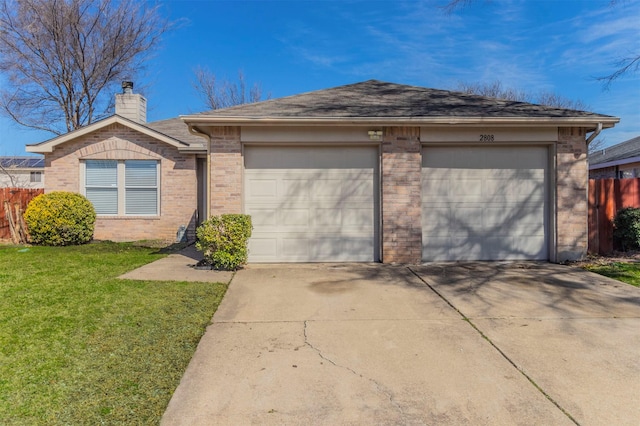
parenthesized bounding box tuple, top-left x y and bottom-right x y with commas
(302, 320, 406, 419)
(407, 266, 580, 426)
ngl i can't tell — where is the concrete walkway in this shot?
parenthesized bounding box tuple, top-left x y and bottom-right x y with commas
(119, 244, 234, 283)
(159, 261, 640, 425)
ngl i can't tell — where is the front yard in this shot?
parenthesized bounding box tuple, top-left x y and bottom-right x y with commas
(0, 242, 227, 424)
(582, 260, 640, 287)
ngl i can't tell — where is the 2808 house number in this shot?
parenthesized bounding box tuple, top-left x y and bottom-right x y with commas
(479, 134, 495, 142)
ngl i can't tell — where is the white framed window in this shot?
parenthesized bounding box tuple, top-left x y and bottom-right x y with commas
(83, 160, 159, 216)
(30, 171, 42, 183)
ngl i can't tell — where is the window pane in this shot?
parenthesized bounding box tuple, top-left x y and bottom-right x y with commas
(86, 160, 117, 187)
(30, 172, 42, 183)
(126, 188, 157, 215)
(126, 160, 157, 187)
(86, 188, 118, 215)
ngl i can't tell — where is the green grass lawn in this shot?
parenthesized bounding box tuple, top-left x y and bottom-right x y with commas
(0, 242, 228, 425)
(584, 262, 640, 287)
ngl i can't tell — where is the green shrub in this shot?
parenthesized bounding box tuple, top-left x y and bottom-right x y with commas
(196, 214, 252, 270)
(24, 191, 96, 246)
(613, 207, 640, 251)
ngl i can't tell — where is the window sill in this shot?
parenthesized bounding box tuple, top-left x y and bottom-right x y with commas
(96, 215, 160, 220)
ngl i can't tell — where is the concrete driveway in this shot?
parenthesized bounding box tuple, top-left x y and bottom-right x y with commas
(161, 262, 640, 425)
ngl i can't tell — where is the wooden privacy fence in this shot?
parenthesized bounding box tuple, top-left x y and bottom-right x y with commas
(588, 178, 640, 254)
(0, 187, 43, 241)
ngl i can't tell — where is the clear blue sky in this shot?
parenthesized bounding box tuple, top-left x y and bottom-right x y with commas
(1, 0, 639, 155)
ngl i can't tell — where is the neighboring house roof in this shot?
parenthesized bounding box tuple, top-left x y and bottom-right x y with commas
(0, 156, 44, 169)
(589, 136, 640, 169)
(182, 80, 619, 129)
(26, 115, 206, 154)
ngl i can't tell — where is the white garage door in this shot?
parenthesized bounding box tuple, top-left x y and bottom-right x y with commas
(245, 146, 378, 262)
(422, 146, 548, 261)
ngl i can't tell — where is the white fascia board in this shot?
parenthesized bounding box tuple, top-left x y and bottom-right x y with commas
(180, 115, 619, 129)
(589, 156, 640, 170)
(26, 116, 188, 153)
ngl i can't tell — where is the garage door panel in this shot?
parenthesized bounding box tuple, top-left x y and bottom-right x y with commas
(248, 238, 278, 259)
(345, 177, 374, 198)
(423, 178, 450, 197)
(279, 209, 309, 227)
(343, 207, 373, 227)
(421, 206, 450, 234)
(315, 208, 342, 227)
(452, 179, 483, 199)
(449, 237, 484, 260)
(247, 179, 278, 199)
(422, 146, 548, 261)
(312, 179, 342, 198)
(247, 207, 278, 227)
(245, 146, 377, 262)
(282, 179, 310, 200)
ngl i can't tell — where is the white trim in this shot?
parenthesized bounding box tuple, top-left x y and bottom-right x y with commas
(81, 159, 160, 217)
(26, 115, 188, 153)
(420, 127, 558, 143)
(182, 115, 619, 130)
(589, 156, 640, 170)
(241, 126, 375, 142)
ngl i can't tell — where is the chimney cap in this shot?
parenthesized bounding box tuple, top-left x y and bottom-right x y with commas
(122, 81, 134, 94)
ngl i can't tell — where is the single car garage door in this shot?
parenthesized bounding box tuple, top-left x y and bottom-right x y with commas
(245, 146, 378, 262)
(422, 145, 548, 261)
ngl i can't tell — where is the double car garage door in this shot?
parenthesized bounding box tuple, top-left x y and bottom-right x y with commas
(245, 145, 548, 262)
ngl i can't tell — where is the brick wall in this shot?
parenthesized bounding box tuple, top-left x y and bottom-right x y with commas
(556, 127, 588, 261)
(589, 166, 616, 179)
(589, 162, 640, 179)
(209, 126, 243, 215)
(381, 127, 422, 263)
(45, 123, 197, 242)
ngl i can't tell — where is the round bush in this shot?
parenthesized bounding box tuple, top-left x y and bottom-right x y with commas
(196, 214, 252, 270)
(613, 207, 640, 251)
(24, 191, 96, 246)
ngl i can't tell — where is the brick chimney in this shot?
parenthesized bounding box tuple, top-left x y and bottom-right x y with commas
(115, 81, 147, 124)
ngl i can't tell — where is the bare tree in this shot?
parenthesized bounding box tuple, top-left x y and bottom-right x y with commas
(456, 81, 588, 110)
(456, 81, 528, 102)
(193, 67, 269, 110)
(597, 55, 640, 89)
(0, 0, 170, 135)
(456, 80, 603, 151)
(0, 163, 17, 187)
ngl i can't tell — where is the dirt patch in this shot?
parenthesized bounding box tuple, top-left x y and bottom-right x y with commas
(568, 251, 640, 268)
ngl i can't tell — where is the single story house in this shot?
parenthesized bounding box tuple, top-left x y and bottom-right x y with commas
(0, 156, 44, 188)
(589, 136, 640, 179)
(27, 80, 619, 263)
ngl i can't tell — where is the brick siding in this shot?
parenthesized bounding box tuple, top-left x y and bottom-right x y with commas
(381, 127, 422, 263)
(40, 121, 595, 263)
(208, 126, 243, 215)
(556, 127, 588, 261)
(44, 123, 197, 242)
(589, 166, 616, 179)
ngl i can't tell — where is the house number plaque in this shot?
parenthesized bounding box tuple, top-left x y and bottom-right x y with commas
(479, 134, 495, 142)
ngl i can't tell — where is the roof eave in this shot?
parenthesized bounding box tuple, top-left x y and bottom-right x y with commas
(589, 155, 640, 170)
(26, 115, 189, 154)
(177, 145, 207, 154)
(180, 115, 619, 129)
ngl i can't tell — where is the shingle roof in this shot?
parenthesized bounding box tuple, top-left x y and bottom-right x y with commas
(589, 136, 640, 166)
(0, 156, 44, 168)
(192, 80, 615, 120)
(146, 117, 207, 146)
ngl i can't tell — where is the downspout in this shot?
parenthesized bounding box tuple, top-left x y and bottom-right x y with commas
(586, 122, 603, 146)
(188, 124, 211, 222)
